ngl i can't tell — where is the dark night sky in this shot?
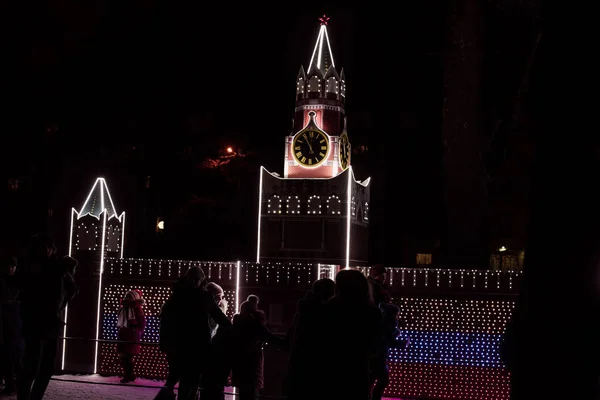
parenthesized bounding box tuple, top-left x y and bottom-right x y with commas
(1, 2, 540, 264)
(3, 3, 447, 156)
(5, 5, 371, 151)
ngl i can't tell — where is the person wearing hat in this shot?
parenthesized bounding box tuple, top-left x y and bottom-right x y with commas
(117, 289, 146, 383)
(368, 264, 391, 306)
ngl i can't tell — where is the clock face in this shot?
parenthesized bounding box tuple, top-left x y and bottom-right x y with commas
(292, 129, 330, 167)
(339, 132, 351, 170)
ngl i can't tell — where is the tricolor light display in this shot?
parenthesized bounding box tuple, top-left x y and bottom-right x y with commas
(94, 261, 518, 399)
(386, 298, 513, 399)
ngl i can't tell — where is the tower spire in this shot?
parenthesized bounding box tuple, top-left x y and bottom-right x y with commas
(78, 177, 120, 220)
(308, 14, 336, 74)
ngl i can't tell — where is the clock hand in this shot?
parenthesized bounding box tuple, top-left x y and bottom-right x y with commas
(307, 140, 314, 154)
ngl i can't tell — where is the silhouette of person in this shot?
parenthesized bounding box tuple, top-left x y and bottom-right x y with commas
(321, 269, 382, 400)
(117, 289, 146, 383)
(286, 278, 334, 400)
(230, 295, 283, 400)
(202, 282, 231, 400)
(369, 303, 409, 400)
(0, 255, 23, 395)
(160, 266, 230, 400)
(18, 234, 78, 400)
(368, 265, 391, 306)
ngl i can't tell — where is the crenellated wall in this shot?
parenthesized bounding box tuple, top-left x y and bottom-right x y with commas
(89, 258, 520, 400)
(259, 167, 370, 265)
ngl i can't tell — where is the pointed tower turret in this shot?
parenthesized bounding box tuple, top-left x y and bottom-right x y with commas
(70, 177, 125, 257)
(259, 13, 370, 266)
(323, 65, 340, 100)
(296, 65, 307, 101)
(292, 14, 345, 149)
(78, 177, 120, 220)
(308, 14, 336, 75)
(62, 177, 126, 374)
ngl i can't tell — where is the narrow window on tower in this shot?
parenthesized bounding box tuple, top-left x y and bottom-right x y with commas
(267, 195, 282, 214)
(307, 195, 321, 214)
(327, 195, 341, 215)
(326, 77, 337, 94)
(308, 76, 320, 99)
(296, 78, 305, 97)
(287, 195, 300, 214)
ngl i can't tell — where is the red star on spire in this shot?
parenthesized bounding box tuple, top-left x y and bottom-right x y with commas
(319, 14, 330, 26)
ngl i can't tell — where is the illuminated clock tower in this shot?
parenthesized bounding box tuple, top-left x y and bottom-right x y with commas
(257, 15, 371, 267)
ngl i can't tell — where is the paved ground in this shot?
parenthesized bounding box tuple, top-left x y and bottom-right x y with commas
(3, 375, 208, 400)
(0, 374, 402, 399)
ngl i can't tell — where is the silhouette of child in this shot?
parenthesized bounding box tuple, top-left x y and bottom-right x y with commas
(117, 289, 146, 383)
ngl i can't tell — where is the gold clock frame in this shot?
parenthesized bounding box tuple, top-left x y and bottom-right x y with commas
(292, 128, 330, 168)
(338, 132, 351, 170)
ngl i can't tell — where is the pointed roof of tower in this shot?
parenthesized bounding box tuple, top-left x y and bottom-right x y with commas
(297, 65, 307, 80)
(308, 14, 336, 75)
(77, 177, 120, 220)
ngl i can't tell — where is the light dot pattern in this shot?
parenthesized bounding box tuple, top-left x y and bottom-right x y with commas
(326, 195, 341, 215)
(387, 364, 511, 400)
(395, 298, 514, 334)
(98, 283, 236, 378)
(103, 259, 239, 283)
(307, 195, 321, 214)
(239, 263, 315, 286)
(385, 297, 515, 399)
(268, 195, 282, 214)
(390, 331, 503, 367)
(74, 222, 99, 252)
(287, 195, 301, 214)
(103, 258, 320, 287)
(102, 261, 521, 293)
(353, 267, 520, 294)
(94, 259, 522, 398)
